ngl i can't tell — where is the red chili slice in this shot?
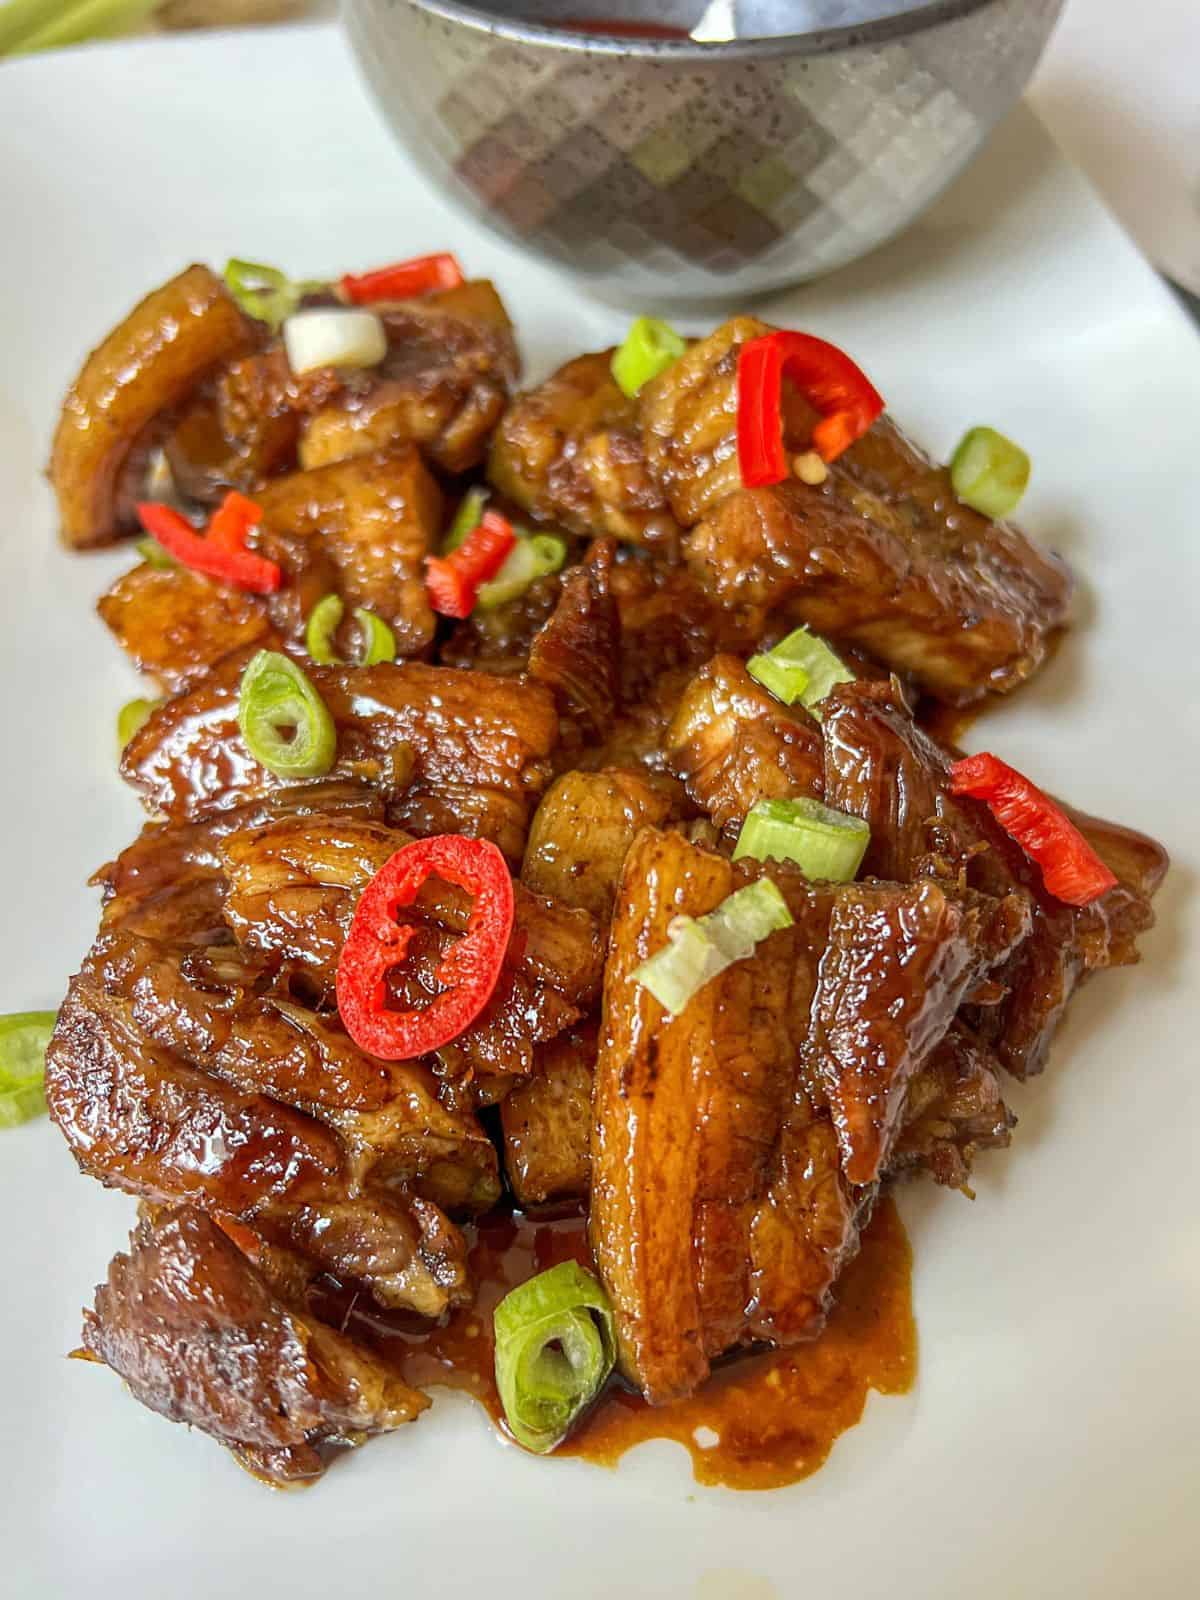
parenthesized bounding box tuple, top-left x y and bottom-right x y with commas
(336, 834, 515, 1060)
(206, 489, 262, 553)
(949, 752, 1119, 907)
(425, 509, 516, 619)
(340, 253, 465, 304)
(736, 330, 884, 486)
(137, 494, 282, 594)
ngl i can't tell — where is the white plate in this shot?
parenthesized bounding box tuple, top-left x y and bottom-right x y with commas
(1, 22, 1198, 1600)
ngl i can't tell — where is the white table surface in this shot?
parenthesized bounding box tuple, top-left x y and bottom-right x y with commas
(1032, 0, 1200, 295)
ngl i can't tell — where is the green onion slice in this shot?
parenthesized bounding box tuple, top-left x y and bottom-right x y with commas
(443, 486, 490, 553)
(135, 535, 177, 571)
(949, 426, 1030, 520)
(0, 1011, 57, 1128)
(223, 258, 324, 333)
(117, 697, 159, 752)
(237, 650, 337, 779)
(610, 316, 687, 400)
(304, 595, 397, 667)
(477, 533, 567, 609)
(632, 878, 794, 1015)
(353, 607, 397, 665)
(733, 796, 869, 882)
(747, 626, 854, 721)
(494, 1261, 617, 1454)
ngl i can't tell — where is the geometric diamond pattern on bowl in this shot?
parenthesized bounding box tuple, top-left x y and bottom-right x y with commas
(346, 0, 1065, 302)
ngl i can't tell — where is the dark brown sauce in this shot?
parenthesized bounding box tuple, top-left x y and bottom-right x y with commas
(335, 1195, 914, 1490)
(916, 698, 977, 750)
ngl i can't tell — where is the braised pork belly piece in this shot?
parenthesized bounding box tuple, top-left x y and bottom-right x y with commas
(499, 1026, 596, 1208)
(120, 653, 558, 860)
(82, 1206, 428, 1486)
(297, 282, 519, 475)
(819, 680, 1166, 1077)
(589, 828, 1028, 1402)
(488, 350, 681, 548)
(98, 447, 443, 688)
(47, 941, 479, 1314)
(665, 654, 824, 841)
(637, 316, 1071, 704)
(50, 265, 254, 549)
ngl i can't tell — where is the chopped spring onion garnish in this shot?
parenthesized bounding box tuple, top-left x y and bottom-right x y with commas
(0, 1012, 57, 1128)
(477, 533, 567, 609)
(305, 594, 396, 667)
(135, 535, 177, 571)
(237, 650, 337, 779)
(733, 796, 869, 882)
(223, 258, 324, 332)
(282, 308, 387, 376)
(632, 878, 794, 1015)
(746, 627, 854, 720)
(117, 697, 159, 751)
(443, 486, 490, 553)
(949, 426, 1030, 520)
(611, 316, 687, 399)
(494, 1261, 617, 1454)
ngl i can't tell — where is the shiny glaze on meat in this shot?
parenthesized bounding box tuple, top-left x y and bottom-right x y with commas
(51, 265, 253, 548)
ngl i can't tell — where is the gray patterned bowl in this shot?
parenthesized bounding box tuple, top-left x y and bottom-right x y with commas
(343, 0, 1065, 305)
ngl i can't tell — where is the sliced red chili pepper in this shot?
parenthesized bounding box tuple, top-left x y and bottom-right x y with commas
(336, 834, 515, 1060)
(949, 752, 1119, 907)
(340, 253, 465, 304)
(206, 489, 262, 553)
(425, 509, 516, 619)
(137, 497, 282, 595)
(736, 330, 884, 486)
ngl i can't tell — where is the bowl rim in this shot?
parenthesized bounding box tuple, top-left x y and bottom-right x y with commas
(376, 0, 1004, 59)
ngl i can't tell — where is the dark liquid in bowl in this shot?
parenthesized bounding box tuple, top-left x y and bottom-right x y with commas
(556, 18, 692, 37)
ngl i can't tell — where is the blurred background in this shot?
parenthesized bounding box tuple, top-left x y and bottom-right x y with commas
(0, 0, 1196, 306)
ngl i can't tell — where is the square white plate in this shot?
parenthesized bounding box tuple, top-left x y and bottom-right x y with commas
(1, 22, 1197, 1600)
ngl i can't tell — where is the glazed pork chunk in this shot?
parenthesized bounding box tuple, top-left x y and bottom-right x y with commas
(82, 1206, 429, 1486)
(590, 828, 1028, 1403)
(119, 653, 558, 861)
(219, 810, 603, 1092)
(47, 933, 480, 1315)
(664, 654, 824, 841)
(50, 265, 254, 549)
(488, 351, 681, 547)
(298, 280, 520, 475)
(637, 316, 1072, 704)
(98, 446, 443, 690)
(819, 679, 1168, 1077)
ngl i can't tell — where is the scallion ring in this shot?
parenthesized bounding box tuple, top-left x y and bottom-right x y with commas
(223, 258, 324, 333)
(237, 649, 337, 779)
(305, 594, 396, 667)
(493, 1261, 616, 1453)
(0, 1012, 57, 1129)
(443, 486, 490, 553)
(117, 697, 160, 752)
(949, 426, 1030, 520)
(611, 316, 687, 399)
(135, 535, 177, 571)
(632, 878, 794, 1015)
(476, 533, 567, 609)
(746, 627, 854, 721)
(733, 796, 869, 882)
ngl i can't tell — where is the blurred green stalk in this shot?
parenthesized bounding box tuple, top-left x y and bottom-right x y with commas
(0, 0, 160, 55)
